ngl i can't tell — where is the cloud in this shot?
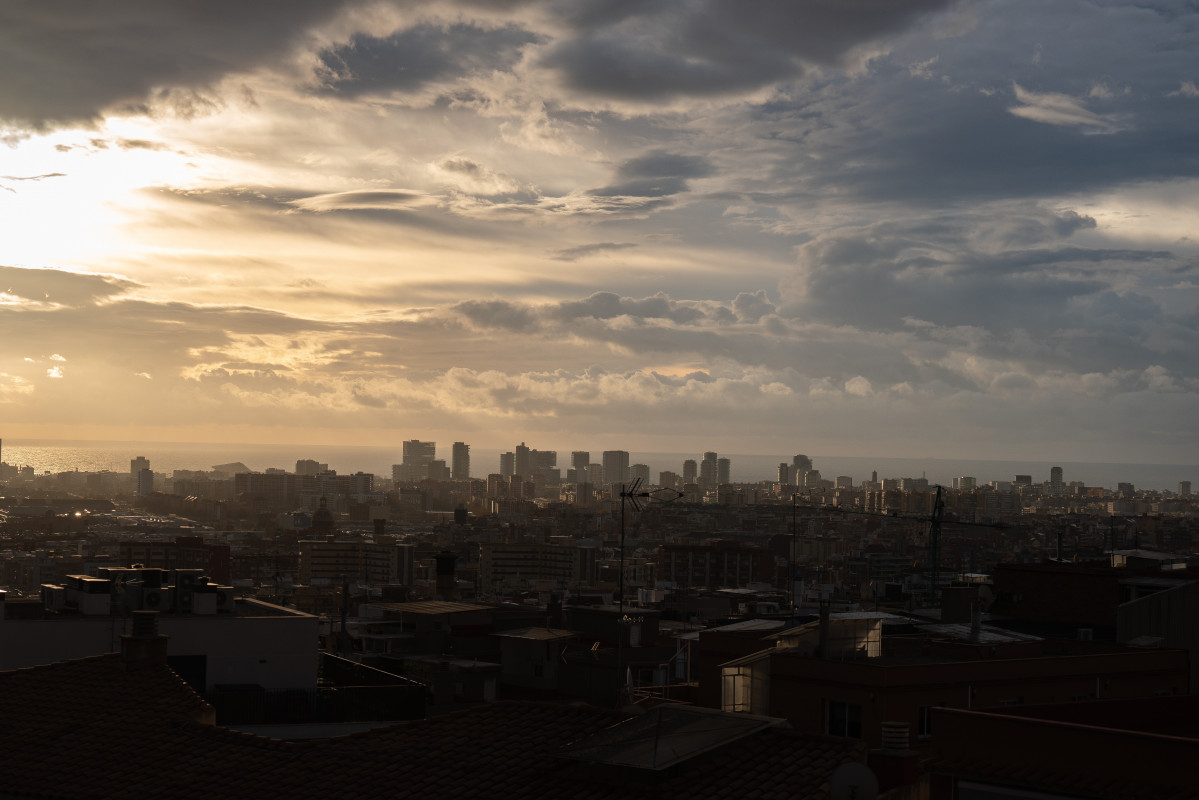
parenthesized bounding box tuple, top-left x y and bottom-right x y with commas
(289, 190, 439, 213)
(551, 242, 637, 261)
(1167, 81, 1199, 98)
(315, 23, 540, 97)
(0, 0, 353, 127)
(1008, 83, 1129, 134)
(590, 151, 714, 197)
(539, 0, 957, 101)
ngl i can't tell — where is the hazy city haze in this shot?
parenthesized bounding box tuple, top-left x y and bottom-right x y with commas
(0, 1, 1196, 461)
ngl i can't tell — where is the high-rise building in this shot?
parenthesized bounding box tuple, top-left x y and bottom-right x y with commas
(396, 440, 436, 482)
(451, 442, 470, 480)
(700, 452, 718, 488)
(586, 464, 604, 485)
(953, 476, 977, 491)
(514, 442, 531, 480)
(135, 468, 154, 497)
(716, 457, 730, 486)
(778, 463, 791, 485)
(1050, 466, 1063, 485)
(682, 459, 697, 484)
(571, 451, 590, 474)
(631, 463, 650, 486)
(131, 456, 150, 477)
(295, 459, 328, 476)
(1180, 481, 1192, 497)
(602, 450, 630, 486)
(499, 452, 515, 478)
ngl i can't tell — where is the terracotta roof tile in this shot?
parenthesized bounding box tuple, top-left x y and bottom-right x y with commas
(0, 655, 864, 800)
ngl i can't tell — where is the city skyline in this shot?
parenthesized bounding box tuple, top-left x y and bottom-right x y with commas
(1, 2, 1196, 463)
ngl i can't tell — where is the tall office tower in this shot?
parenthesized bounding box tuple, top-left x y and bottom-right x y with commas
(716, 457, 730, 485)
(587, 464, 604, 485)
(602, 450, 630, 485)
(499, 452, 515, 478)
(683, 459, 698, 484)
(531, 450, 557, 471)
(571, 451, 590, 474)
(398, 440, 437, 482)
(514, 442, 531, 479)
(135, 468, 154, 497)
(954, 476, 977, 491)
(1013, 474, 1032, 488)
(451, 442, 470, 480)
(631, 463, 650, 486)
(1050, 466, 1063, 485)
(778, 463, 791, 485)
(793, 454, 813, 473)
(659, 470, 679, 488)
(835, 476, 853, 489)
(131, 456, 150, 477)
(700, 452, 718, 487)
(1180, 481, 1192, 497)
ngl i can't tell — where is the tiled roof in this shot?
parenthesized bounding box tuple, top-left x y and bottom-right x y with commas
(0, 654, 865, 800)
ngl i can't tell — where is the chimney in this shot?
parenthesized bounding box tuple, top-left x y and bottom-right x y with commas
(434, 551, 458, 601)
(868, 721, 921, 793)
(121, 610, 169, 669)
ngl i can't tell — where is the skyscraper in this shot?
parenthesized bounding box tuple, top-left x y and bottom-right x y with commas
(682, 459, 697, 484)
(717, 457, 730, 485)
(397, 440, 437, 482)
(514, 442, 531, 479)
(631, 463, 650, 486)
(451, 442, 470, 480)
(571, 451, 590, 474)
(499, 452, 515, 478)
(700, 452, 718, 488)
(602, 450, 629, 486)
(131, 456, 150, 477)
(1050, 466, 1063, 485)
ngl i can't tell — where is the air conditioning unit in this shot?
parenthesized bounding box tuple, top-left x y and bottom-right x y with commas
(172, 569, 205, 589)
(41, 584, 67, 610)
(214, 586, 236, 613)
(142, 587, 172, 612)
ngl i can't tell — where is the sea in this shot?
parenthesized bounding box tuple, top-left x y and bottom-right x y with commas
(0, 438, 1195, 492)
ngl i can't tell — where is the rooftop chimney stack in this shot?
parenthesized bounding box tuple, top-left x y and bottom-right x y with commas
(121, 610, 169, 669)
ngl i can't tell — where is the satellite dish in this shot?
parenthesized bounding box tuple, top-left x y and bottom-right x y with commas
(829, 762, 878, 800)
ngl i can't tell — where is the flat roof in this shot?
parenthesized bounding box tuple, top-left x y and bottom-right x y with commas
(493, 627, 577, 641)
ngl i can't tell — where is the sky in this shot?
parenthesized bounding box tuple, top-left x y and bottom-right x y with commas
(0, 0, 1196, 464)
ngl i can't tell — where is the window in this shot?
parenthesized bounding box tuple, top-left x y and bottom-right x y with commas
(917, 705, 934, 739)
(722, 666, 752, 713)
(828, 700, 862, 738)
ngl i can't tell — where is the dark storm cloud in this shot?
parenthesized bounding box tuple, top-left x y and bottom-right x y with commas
(315, 23, 541, 96)
(0, 0, 353, 127)
(551, 242, 637, 261)
(540, 0, 957, 99)
(591, 151, 714, 197)
(753, 1, 1199, 207)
